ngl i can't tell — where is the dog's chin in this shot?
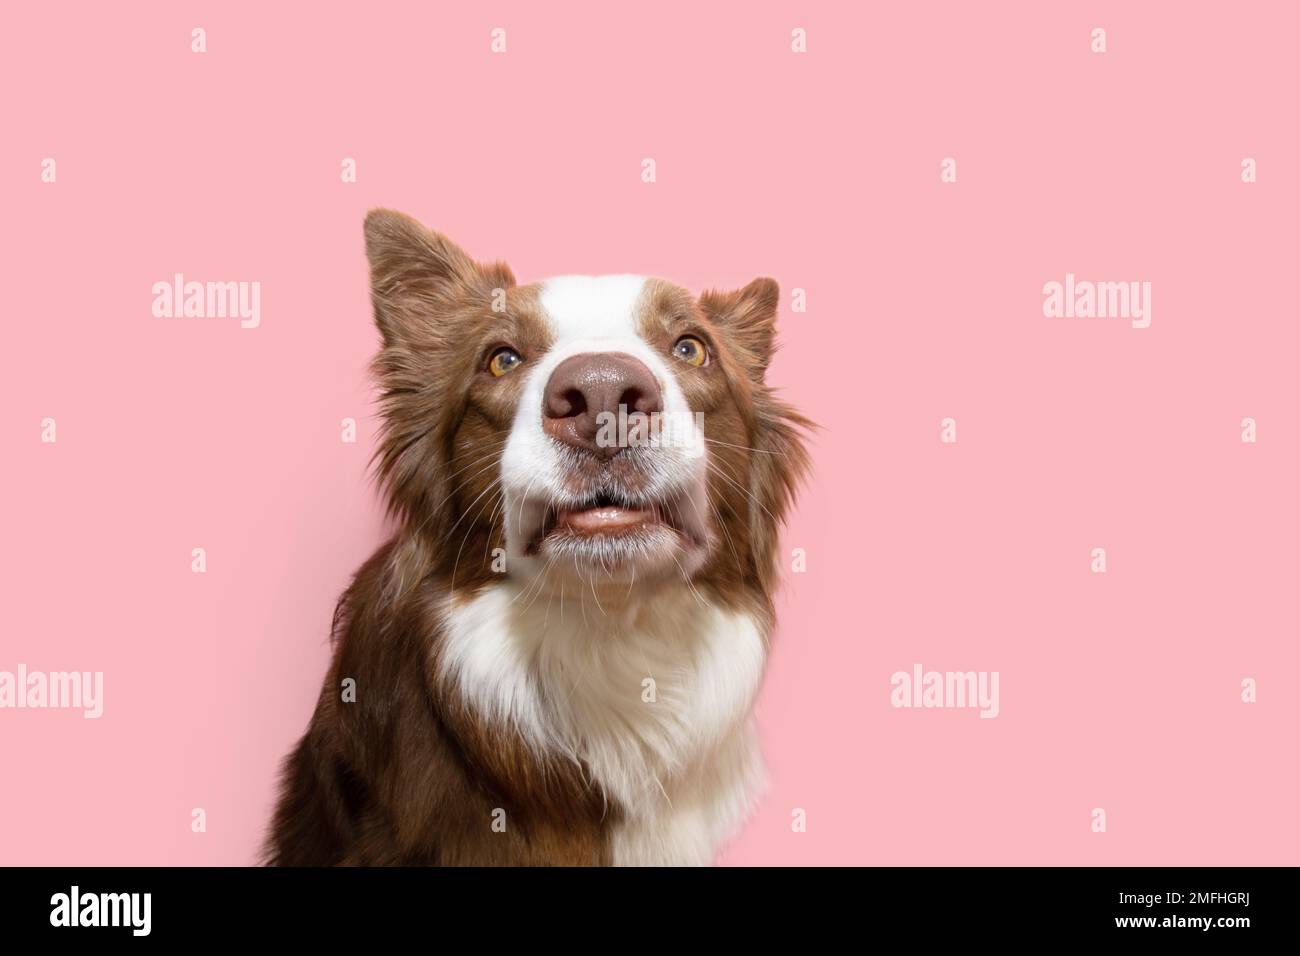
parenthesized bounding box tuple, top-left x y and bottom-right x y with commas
(513, 485, 710, 587)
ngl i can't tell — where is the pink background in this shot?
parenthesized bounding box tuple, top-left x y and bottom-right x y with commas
(3, 2, 1297, 866)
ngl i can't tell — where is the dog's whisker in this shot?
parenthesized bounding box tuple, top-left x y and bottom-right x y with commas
(705, 459, 780, 527)
(703, 437, 787, 456)
(447, 478, 503, 592)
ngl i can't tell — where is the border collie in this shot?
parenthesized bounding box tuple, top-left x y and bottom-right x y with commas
(266, 210, 810, 865)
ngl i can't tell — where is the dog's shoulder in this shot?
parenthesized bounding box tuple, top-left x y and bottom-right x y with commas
(268, 542, 612, 865)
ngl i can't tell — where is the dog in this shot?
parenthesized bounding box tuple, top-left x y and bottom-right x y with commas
(265, 209, 810, 865)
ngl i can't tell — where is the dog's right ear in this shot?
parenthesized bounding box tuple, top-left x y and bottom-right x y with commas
(363, 209, 515, 346)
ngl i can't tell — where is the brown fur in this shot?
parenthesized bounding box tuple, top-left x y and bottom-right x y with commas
(264, 210, 810, 865)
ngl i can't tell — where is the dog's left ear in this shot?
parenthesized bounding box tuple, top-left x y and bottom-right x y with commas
(699, 278, 780, 377)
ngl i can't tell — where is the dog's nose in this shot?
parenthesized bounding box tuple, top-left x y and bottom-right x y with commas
(542, 352, 663, 458)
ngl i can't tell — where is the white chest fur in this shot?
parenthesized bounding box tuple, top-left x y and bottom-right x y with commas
(440, 583, 768, 865)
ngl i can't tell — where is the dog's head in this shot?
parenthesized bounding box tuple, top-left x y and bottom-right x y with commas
(364, 209, 809, 607)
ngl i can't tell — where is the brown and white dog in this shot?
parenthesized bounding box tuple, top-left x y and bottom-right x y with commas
(265, 210, 810, 865)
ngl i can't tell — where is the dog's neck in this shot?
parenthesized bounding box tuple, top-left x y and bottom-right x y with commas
(439, 576, 768, 815)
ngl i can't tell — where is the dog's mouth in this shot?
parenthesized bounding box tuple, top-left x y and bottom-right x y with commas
(552, 493, 661, 535)
(531, 490, 686, 549)
(517, 483, 710, 565)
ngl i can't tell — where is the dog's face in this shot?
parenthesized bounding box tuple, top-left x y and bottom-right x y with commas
(364, 210, 808, 603)
(498, 273, 716, 586)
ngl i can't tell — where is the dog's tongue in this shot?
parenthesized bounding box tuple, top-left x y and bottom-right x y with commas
(555, 506, 654, 533)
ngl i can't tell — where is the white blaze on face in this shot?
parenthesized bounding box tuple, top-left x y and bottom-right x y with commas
(499, 275, 708, 572)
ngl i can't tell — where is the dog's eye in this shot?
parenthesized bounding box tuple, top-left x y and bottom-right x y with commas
(488, 347, 523, 377)
(671, 336, 708, 367)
